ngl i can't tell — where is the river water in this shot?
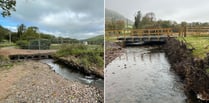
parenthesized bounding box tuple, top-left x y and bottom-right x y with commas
(40, 59, 104, 90)
(105, 47, 187, 103)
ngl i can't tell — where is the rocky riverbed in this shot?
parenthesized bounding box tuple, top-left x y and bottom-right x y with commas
(0, 61, 103, 103)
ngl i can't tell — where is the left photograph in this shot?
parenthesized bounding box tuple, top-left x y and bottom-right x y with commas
(0, 0, 104, 102)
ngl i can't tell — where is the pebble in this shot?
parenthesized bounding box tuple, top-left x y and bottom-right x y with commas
(0, 61, 103, 103)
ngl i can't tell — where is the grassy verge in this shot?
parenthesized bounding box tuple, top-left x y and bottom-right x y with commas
(0, 43, 16, 48)
(55, 44, 103, 68)
(177, 36, 209, 59)
(0, 55, 13, 70)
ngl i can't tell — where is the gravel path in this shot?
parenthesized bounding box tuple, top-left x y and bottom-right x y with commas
(0, 61, 103, 103)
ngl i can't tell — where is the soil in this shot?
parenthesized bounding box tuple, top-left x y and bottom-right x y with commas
(105, 42, 124, 66)
(0, 61, 103, 103)
(54, 56, 104, 78)
(163, 38, 209, 102)
(0, 47, 56, 56)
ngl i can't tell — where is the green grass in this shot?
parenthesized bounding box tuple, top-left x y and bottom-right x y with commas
(55, 44, 103, 68)
(0, 55, 13, 70)
(50, 44, 62, 50)
(177, 36, 209, 59)
(207, 68, 209, 73)
(0, 43, 16, 48)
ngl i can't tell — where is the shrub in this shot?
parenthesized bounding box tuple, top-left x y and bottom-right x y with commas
(16, 40, 29, 49)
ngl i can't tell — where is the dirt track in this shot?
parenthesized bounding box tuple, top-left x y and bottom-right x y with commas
(0, 47, 56, 56)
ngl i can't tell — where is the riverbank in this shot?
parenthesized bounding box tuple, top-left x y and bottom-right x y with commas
(54, 44, 104, 78)
(163, 38, 209, 101)
(105, 42, 124, 66)
(54, 56, 104, 78)
(0, 61, 103, 103)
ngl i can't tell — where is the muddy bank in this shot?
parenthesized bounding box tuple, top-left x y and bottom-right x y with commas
(163, 38, 209, 101)
(53, 56, 104, 78)
(0, 61, 103, 103)
(105, 42, 124, 66)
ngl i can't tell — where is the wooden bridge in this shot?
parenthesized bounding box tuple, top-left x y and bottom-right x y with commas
(0, 48, 56, 61)
(106, 28, 175, 45)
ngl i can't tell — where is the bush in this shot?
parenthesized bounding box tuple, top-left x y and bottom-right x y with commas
(29, 39, 51, 50)
(16, 40, 29, 49)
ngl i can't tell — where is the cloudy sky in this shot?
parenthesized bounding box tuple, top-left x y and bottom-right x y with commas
(106, 0, 209, 23)
(0, 0, 104, 39)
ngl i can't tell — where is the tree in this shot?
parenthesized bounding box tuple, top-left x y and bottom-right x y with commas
(21, 26, 39, 40)
(17, 24, 26, 39)
(134, 11, 142, 29)
(0, 0, 16, 17)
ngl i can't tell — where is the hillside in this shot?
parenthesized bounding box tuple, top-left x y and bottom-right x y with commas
(105, 8, 133, 25)
(0, 25, 11, 42)
(83, 35, 104, 45)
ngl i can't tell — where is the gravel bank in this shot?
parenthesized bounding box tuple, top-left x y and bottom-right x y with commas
(0, 61, 103, 103)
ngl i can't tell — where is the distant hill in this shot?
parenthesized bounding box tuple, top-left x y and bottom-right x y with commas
(105, 8, 133, 25)
(83, 35, 104, 45)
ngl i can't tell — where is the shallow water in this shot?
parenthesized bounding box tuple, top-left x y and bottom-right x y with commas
(40, 59, 104, 90)
(105, 47, 187, 103)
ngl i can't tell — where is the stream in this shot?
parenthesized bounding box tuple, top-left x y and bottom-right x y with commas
(40, 59, 104, 90)
(105, 47, 187, 103)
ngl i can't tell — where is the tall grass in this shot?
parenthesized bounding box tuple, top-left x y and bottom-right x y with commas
(178, 36, 209, 59)
(55, 44, 103, 68)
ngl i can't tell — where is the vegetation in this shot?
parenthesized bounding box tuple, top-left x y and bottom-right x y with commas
(55, 44, 103, 68)
(0, 55, 12, 69)
(0, 42, 15, 48)
(0, 0, 16, 17)
(82, 35, 104, 45)
(0, 24, 79, 49)
(178, 36, 209, 59)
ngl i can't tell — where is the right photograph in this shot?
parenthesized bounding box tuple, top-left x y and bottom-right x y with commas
(105, 0, 209, 103)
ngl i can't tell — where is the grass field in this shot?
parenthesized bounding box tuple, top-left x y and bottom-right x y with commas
(178, 36, 209, 59)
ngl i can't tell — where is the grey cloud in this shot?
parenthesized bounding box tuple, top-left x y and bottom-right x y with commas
(106, 0, 209, 23)
(11, 0, 104, 39)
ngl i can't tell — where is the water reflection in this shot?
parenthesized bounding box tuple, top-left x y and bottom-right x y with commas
(105, 47, 187, 103)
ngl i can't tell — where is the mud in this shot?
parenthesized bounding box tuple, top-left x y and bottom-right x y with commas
(53, 56, 104, 78)
(105, 42, 124, 66)
(163, 38, 209, 102)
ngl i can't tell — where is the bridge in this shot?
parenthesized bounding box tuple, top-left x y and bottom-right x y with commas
(106, 26, 209, 46)
(106, 28, 176, 46)
(0, 47, 56, 61)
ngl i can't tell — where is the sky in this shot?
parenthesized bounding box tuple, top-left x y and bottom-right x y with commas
(0, 0, 104, 39)
(106, 0, 209, 23)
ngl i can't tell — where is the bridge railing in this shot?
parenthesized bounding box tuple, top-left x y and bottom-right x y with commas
(186, 27, 209, 36)
(105, 28, 173, 40)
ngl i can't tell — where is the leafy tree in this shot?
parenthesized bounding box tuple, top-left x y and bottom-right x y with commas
(134, 11, 142, 29)
(17, 24, 26, 39)
(0, 25, 9, 42)
(0, 0, 16, 17)
(21, 26, 39, 40)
